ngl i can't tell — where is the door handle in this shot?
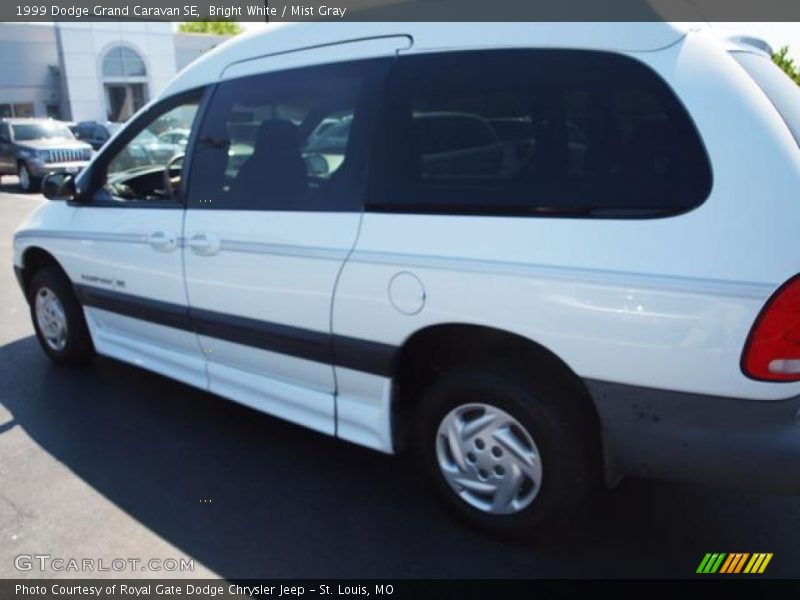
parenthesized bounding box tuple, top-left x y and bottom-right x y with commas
(187, 233, 221, 256)
(148, 231, 177, 252)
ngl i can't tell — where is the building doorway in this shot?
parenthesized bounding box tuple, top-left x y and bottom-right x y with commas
(102, 46, 148, 122)
(105, 83, 147, 121)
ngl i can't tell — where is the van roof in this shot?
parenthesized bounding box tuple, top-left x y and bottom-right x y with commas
(161, 22, 704, 98)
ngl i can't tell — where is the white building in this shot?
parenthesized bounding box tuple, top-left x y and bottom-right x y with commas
(0, 22, 229, 122)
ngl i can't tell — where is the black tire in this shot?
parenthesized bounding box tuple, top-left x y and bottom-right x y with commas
(28, 266, 94, 365)
(415, 365, 597, 535)
(17, 162, 40, 193)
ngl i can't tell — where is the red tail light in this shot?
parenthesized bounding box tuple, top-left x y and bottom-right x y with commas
(742, 274, 800, 382)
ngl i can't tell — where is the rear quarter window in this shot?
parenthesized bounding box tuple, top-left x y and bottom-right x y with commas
(369, 49, 713, 218)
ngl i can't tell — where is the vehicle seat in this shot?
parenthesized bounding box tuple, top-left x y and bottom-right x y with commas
(230, 119, 307, 207)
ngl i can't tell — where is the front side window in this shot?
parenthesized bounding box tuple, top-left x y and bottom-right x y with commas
(370, 50, 712, 217)
(99, 98, 200, 203)
(187, 59, 389, 211)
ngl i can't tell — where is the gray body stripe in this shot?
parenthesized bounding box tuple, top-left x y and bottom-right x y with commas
(15, 230, 149, 244)
(218, 240, 348, 261)
(16, 230, 774, 300)
(348, 250, 774, 300)
(16, 230, 348, 261)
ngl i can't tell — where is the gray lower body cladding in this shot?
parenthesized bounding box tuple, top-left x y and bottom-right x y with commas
(587, 379, 800, 493)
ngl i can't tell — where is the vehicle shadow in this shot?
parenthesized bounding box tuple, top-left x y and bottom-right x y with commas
(0, 335, 797, 578)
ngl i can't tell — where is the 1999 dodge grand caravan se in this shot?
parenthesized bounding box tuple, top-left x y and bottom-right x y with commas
(12, 23, 800, 533)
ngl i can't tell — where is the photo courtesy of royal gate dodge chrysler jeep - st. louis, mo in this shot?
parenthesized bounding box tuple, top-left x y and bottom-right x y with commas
(12, 22, 800, 534)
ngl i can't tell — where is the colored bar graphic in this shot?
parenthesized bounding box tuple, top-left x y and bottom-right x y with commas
(719, 553, 750, 574)
(697, 553, 727, 573)
(710, 553, 726, 573)
(733, 553, 750, 574)
(744, 554, 760, 574)
(719, 554, 736, 574)
(702, 552, 773, 575)
(704, 554, 720, 573)
(697, 554, 713, 574)
(758, 554, 773, 574)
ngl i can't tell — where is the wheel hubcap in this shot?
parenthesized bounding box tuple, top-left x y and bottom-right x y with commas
(35, 287, 68, 351)
(19, 166, 29, 190)
(436, 403, 543, 515)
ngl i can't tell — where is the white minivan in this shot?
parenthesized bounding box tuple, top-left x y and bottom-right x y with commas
(13, 22, 800, 533)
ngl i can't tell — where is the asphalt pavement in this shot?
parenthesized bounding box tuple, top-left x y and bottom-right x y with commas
(1, 176, 799, 579)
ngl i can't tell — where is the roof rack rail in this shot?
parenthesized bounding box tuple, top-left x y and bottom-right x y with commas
(727, 35, 773, 57)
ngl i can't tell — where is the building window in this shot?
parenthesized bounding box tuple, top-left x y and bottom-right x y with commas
(46, 104, 61, 119)
(0, 103, 35, 118)
(102, 46, 148, 122)
(13, 103, 35, 117)
(102, 47, 147, 78)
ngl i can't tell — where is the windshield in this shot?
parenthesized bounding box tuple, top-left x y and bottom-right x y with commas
(12, 122, 75, 142)
(732, 52, 800, 147)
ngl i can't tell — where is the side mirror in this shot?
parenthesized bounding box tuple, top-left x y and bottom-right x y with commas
(0, 135, 9, 143)
(41, 172, 76, 201)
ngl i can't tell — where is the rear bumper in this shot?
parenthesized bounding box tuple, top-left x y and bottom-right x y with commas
(588, 380, 800, 493)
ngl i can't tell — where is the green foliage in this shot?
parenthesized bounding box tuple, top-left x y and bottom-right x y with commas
(772, 46, 800, 86)
(179, 21, 242, 36)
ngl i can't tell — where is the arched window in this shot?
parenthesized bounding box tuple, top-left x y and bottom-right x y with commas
(102, 46, 148, 121)
(102, 46, 147, 78)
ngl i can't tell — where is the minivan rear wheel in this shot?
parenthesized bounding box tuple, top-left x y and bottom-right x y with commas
(416, 366, 595, 535)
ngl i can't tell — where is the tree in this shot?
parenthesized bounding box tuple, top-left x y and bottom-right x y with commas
(772, 46, 800, 86)
(179, 21, 242, 36)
